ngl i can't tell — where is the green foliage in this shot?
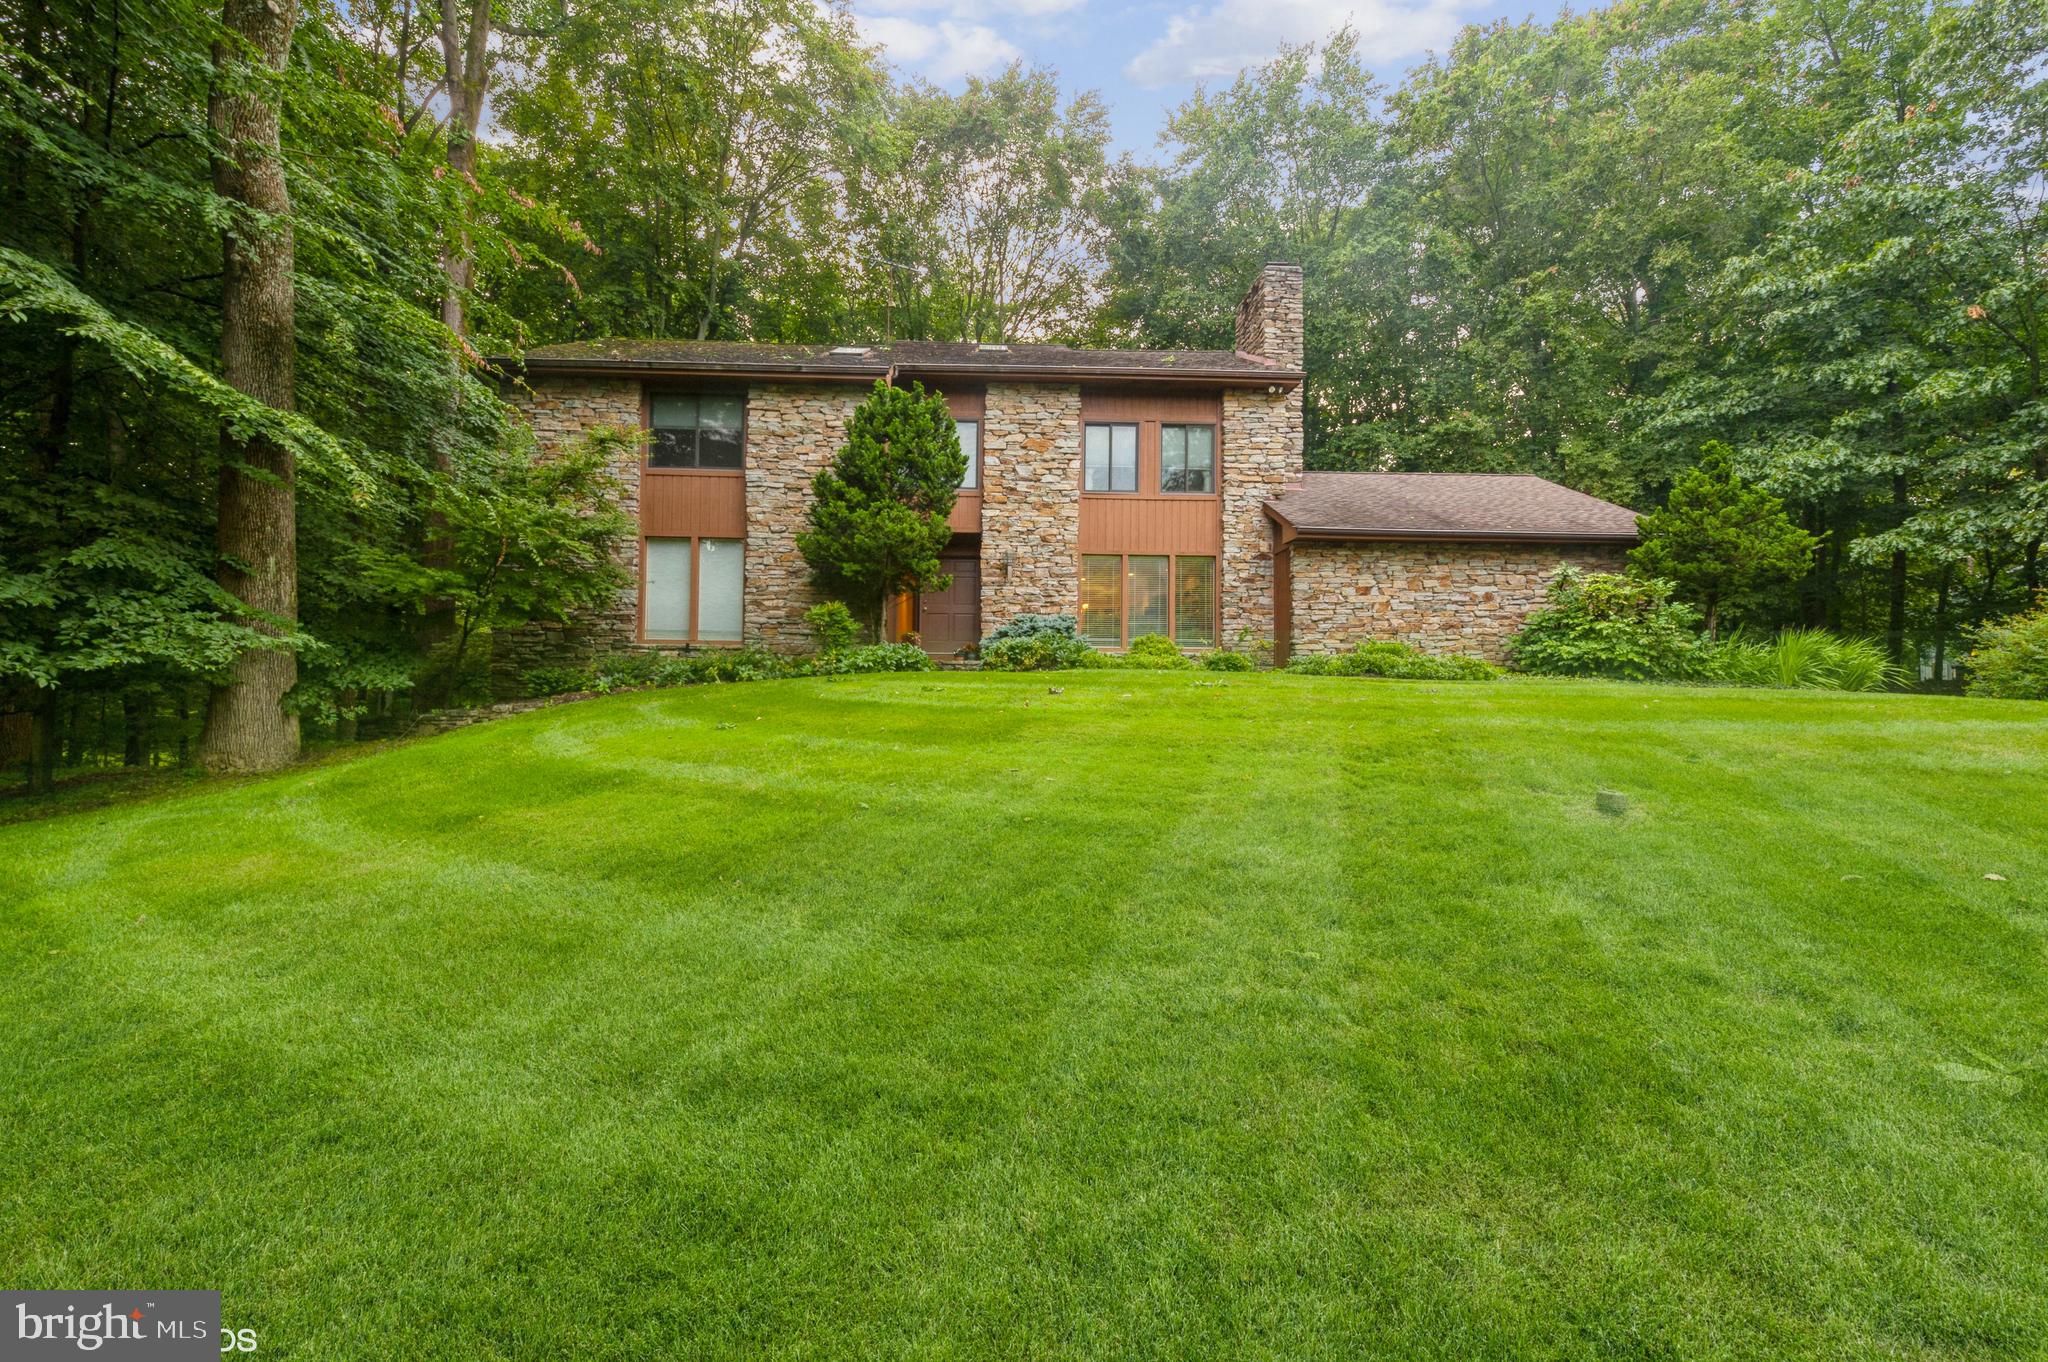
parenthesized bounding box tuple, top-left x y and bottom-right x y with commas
(1630, 444, 1817, 636)
(1967, 607, 2048, 700)
(1287, 640, 1499, 681)
(1117, 635, 1194, 670)
(520, 665, 593, 699)
(804, 602, 862, 656)
(979, 633, 1106, 672)
(1507, 571, 1702, 681)
(356, 429, 633, 701)
(1201, 649, 1257, 672)
(981, 614, 1079, 646)
(812, 643, 936, 676)
(796, 381, 964, 634)
(1690, 631, 1904, 693)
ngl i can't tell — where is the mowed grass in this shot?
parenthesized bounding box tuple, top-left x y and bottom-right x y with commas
(2, 673, 2045, 1360)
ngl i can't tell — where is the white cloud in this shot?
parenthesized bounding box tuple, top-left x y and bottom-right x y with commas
(856, 14, 1025, 81)
(1124, 0, 1471, 88)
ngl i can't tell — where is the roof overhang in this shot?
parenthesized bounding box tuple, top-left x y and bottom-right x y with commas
(489, 355, 888, 384)
(1266, 502, 1638, 547)
(492, 355, 1305, 391)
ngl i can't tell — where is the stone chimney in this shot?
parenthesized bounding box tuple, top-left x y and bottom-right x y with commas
(1234, 262, 1304, 369)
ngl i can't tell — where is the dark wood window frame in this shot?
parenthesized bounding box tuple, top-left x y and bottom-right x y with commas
(642, 387, 748, 474)
(1159, 423, 1218, 495)
(956, 417, 982, 491)
(639, 534, 745, 646)
(1078, 551, 1219, 649)
(1082, 421, 1140, 494)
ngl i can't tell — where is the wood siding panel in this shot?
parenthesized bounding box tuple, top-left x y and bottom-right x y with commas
(1079, 496, 1222, 555)
(641, 470, 746, 538)
(949, 492, 983, 534)
(1078, 387, 1224, 557)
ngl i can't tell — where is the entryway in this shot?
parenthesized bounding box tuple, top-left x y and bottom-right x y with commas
(917, 553, 981, 657)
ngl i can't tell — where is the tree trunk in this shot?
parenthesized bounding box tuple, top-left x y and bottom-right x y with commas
(1886, 476, 1908, 663)
(122, 691, 144, 766)
(28, 688, 58, 795)
(1931, 566, 1951, 687)
(197, 0, 302, 775)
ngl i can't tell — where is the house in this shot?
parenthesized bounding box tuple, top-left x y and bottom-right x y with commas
(490, 264, 1638, 682)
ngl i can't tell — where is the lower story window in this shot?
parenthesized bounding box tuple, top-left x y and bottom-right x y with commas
(644, 537, 743, 643)
(1079, 553, 1217, 648)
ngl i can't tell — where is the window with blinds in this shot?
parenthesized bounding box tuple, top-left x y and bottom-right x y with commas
(1079, 554, 1217, 648)
(642, 537, 744, 642)
(1081, 555, 1123, 644)
(1173, 556, 1217, 645)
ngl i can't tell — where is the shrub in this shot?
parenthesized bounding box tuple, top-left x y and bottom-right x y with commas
(814, 642, 935, 675)
(981, 613, 1079, 646)
(1202, 649, 1256, 672)
(519, 663, 593, 698)
(1118, 634, 1194, 669)
(1288, 640, 1499, 681)
(980, 632, 1106, 671)
(1507, 570, 1702, 680)
(804, 601, 861, 656)
(1966, 606, 2048, 700)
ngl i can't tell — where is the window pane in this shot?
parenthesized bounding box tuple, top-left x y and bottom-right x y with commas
(1174, 556, 1217, 646)
(1111, 425, 1137, 492)
(955, 420, 979, 490)
(697, 425, 743, 469)
(644, 538, 691, 640)
(696, 538, 744, 641)
(1081, 555, 1122, 644)
(1084, 425, 1111, 492)
(649, 428, 696, 469)
(1128, 556, 1169, 640)
(650, 394, 697, 429)
(698, 394, 743, 432)
(1160, 425, 1185, 491)
(1184, 427, 1214, 493)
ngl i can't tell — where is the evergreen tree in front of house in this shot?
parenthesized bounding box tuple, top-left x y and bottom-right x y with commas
(797, 381, 965, 639)
(1630, 443, 1818, 638)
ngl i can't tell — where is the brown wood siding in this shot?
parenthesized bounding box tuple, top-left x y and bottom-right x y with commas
(938, 386, 985, 534)
(1078, 386, 1223, 555)
(641, 469, 746, 538)
(638, 382, 749, 539)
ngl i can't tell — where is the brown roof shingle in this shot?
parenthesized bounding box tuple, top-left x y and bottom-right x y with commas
(501, 338, 1301, 386)
(1267, 472, 1640, 543)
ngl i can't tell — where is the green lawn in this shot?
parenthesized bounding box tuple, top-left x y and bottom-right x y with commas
(3, 673, 2045, 1359)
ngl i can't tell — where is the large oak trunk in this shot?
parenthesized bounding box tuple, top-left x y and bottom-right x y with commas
(197, 0, 302, 775)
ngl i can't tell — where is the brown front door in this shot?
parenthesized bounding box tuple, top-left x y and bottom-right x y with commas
(918, 554, 981, 656)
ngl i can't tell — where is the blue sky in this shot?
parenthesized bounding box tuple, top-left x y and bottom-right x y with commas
(849, 0, 1570, 154)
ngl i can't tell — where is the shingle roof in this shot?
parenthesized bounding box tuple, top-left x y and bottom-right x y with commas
(501, 338, 1301, 387)
(1267, 472, 1641, 542)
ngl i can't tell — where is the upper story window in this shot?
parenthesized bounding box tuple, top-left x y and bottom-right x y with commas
(1083, 422, 1138, 492)
(1160, 424, 1216, 494)
(649, 393, 744, 470)
(956, 419, 980, 491)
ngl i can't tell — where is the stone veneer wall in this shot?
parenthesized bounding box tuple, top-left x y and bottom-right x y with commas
(980, 382, 1082, 632)
(492, 376, 644, 696)
(743, 384, 862, 651)
(1222, 263, 1305, 650)
(1289, 542, 1626, 663)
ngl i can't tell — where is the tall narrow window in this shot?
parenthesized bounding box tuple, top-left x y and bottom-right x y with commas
(1127, 556, 1170, 639)
(1081, 555, 1123, 644)
(955, 420, 980, 490)
(649, 393, 744, 469)
(697, 539, 744, 641)
(1174, 557, 1217, 646)
(1084, 423, 1138, 492)
(644, 538, 693, 640)
(1160, 425, 1216, 494)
